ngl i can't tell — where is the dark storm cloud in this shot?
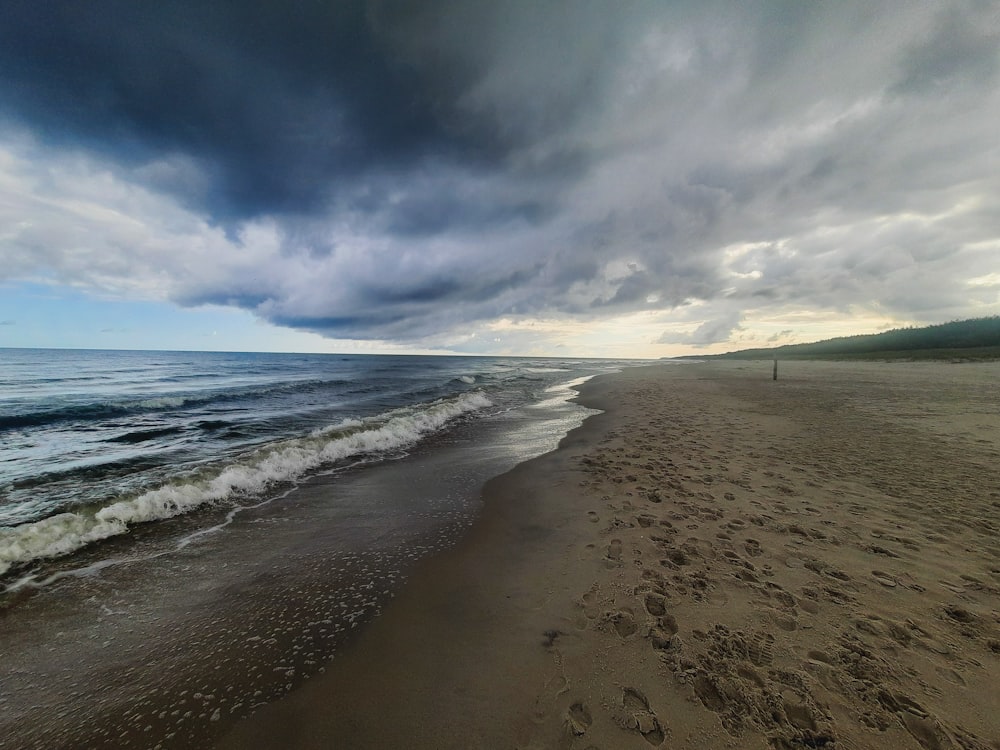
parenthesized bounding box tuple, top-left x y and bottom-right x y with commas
(0, 0, 631, 225)
(0, 0, 468, 218)
(1, 0, 999, 350)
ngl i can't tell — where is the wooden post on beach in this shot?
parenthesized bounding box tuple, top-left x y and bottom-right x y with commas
(773, 357, 778, 381)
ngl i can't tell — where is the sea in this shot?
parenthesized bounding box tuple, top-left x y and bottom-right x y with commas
(0, 348, 639, 748)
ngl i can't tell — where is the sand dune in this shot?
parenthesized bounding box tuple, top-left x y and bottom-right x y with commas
(220, 360, 1000, 749)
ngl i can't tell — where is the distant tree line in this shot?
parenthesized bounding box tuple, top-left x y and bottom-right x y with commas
(711, 316, 1000, 360)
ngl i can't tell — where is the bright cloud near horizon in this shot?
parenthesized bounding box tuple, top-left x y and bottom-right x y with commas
(1, 1, 998, 357)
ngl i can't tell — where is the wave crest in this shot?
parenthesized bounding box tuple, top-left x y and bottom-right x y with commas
(0, 391, 492, 577)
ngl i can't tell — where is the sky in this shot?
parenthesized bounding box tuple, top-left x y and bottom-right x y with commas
(1, 1, 998, 358)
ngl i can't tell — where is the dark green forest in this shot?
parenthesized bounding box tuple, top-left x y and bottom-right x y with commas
(706, 317, 1000, 361)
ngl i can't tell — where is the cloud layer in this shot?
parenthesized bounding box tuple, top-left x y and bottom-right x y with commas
(1, 0, 998, 351)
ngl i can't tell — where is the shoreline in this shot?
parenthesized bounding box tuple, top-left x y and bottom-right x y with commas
(0, 366, 601, 750)
(218, 368, 625, 748)
(219, 360, 1000, 749)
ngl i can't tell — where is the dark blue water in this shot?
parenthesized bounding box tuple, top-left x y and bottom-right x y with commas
(0, 349, 633, 583)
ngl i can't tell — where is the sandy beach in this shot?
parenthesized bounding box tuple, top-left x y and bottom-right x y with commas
(219, 360, 1000, 750)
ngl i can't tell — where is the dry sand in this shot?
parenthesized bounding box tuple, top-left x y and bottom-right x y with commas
(219, 360, 1000, 750)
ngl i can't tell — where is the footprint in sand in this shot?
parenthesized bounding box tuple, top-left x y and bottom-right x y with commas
(564, 702, 592, 737)
(579, 584, 603, 621)
(692, 672, 726, 712)
(942, 604, 976, 624)
(658, 613, 678, 635)
(643, 594, 666, 617)
(605, 609, 638, 639)
(532, 673, 570, 724)
(765, 584, 797, 610)
(782, 693, 819, 733)
(877, 691, 954, 750)
(606, 539, 623, 563)
(619, 688, 665, 745)
(732, 666, 764, 693)
(806, 649, 834, 666)
(770, 612, 798, 632)
(659, 548, 688, 568)
(797, 589, 821, 614)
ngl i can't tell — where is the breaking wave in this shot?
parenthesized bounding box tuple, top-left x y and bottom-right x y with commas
(0, 392, 492, 577)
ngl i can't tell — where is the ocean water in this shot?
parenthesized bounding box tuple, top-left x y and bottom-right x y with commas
(0, 348, 643, 747)
(0, 349, 631, 587)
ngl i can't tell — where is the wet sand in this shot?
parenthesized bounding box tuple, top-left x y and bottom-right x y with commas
(219, 360, 1000, 749)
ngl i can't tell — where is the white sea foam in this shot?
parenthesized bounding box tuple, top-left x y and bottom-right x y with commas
(311, 417, 364, 437)
(543, 376, 592, 394)
(0, 392, 492, 576)
(0, 513, 125, 575)
(532, 376, 595, 409)
(136, 396, 190, 409)
(459, 375, 476, 384)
